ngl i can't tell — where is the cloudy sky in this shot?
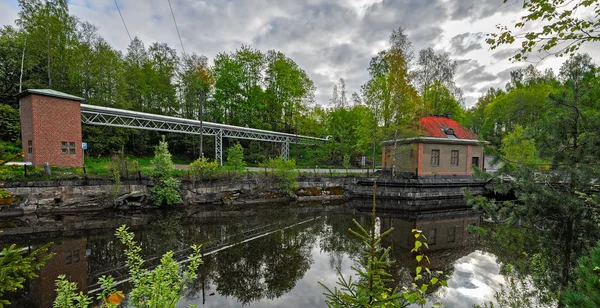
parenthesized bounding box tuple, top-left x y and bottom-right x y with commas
(1, 0, 598, 108)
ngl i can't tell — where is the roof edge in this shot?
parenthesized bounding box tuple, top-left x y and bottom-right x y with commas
(16, 89, 86, 102)
(381, 137, 488, 145)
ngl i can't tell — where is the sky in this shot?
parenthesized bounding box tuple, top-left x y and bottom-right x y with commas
(1, 0, 599, 108)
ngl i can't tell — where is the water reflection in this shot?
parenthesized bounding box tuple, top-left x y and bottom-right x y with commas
(0, 204, 490, 307)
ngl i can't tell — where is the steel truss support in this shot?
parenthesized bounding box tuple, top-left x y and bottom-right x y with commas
(281, 140, 289, 161)
(215, 130, 223, 166)
(79, 104, 326, 166)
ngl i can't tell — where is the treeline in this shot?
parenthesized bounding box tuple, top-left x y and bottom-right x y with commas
(462, 54, 600, 164)
(0, 0, 466, 166)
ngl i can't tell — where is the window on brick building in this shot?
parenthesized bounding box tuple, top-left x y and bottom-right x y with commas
(431, 150, 440, 166)
(450, 150, 459, 166)
(69, 142, 76, 154)
(61, 141, 68, 154)
(27, 140, 32, 154)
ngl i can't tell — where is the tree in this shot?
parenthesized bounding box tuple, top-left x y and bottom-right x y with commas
(423, 81, 465, 122)
(0, 105, 20, 142)
(501, 125, 537, 165)
(226, 143, 245, 173)
(563, 241, 600, 308)
(0, 243, 52, 307)
(487, 0, 600, 61)
(414, 47, 458, 108)
(151, 137, 182, 206)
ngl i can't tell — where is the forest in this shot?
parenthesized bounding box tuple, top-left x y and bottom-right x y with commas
(0, 0, 466, 167)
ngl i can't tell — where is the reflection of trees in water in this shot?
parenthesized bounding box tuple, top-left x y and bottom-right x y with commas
(209, 221, 318, 304)
(318, 214, 367, 270)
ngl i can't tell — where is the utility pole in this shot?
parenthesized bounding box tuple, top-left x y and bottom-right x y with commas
(199, 89, 204, 159)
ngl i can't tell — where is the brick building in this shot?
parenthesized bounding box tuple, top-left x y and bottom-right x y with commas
(18, 89, 85, 168)
(382, 114, 484, 177)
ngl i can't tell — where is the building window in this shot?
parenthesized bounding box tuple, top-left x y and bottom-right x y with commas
(447, 227, 456, 243)
(27, 140, 32, 154)
(450, 150, 459, 166)
(66, 251, 72, 264)
(61, 141, 76, 155)
(431, 150, 440, 167)
(428, 228, 437, 245)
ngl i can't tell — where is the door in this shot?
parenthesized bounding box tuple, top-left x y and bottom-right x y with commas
(471, 157, 479, 168)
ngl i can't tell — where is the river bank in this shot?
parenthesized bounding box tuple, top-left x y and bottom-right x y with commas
(0, 174, 489, 216)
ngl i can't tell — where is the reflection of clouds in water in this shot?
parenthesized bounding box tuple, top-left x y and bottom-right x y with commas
(430, 251, 505, 308)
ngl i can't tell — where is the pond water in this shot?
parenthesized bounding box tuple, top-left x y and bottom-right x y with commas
(0, 202, 505, 307)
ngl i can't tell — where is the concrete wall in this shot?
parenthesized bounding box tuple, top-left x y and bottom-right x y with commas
(20, 94, 83, 167)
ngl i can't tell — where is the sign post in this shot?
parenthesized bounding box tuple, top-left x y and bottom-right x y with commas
(82, 142, 87, 166)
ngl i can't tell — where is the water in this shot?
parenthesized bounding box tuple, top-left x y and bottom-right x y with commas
(0, 202, 505, 307)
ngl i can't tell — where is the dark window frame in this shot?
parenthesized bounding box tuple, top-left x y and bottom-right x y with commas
(431, 149, 440, 167)
(450, 150, 459, 166)
(61, 141, 68, 154)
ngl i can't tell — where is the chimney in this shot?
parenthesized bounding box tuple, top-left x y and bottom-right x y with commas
(444, 112, 452, 119)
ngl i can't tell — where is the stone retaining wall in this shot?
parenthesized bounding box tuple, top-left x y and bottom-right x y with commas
(1, 175, 488, 215)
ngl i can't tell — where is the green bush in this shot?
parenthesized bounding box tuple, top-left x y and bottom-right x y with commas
(189, 157, 219, 182)
(1, 243, 53, 307)
(151, 137, 182, 206)
(0, 104, 20, 142)
(53, 225, 202, 308)
(226, 143, 246, 173)
(261, 156, 299, 192)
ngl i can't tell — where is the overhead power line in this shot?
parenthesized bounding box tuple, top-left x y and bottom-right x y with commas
(114, 0, 132, 42)
(167, 0, 186, 54)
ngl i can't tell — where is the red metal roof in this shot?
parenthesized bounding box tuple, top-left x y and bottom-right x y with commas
(419, 116, 478, 139)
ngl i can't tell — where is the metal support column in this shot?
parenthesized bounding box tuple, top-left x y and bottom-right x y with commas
(282, 140, 289, 161)
(215, 129, 223, 166)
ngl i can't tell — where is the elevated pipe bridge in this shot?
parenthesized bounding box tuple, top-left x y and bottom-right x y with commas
(80, 104, 327, 165)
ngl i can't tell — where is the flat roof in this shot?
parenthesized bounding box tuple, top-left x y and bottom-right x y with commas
(381, 137, 487, 146)
(16, 89, 86, 102)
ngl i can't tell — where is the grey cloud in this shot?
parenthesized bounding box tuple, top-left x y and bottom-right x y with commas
(450, 32, 484, 55)
(449, 0, 523, 21)
(457, 59, 497, 83)
(491, 48, 519, 61)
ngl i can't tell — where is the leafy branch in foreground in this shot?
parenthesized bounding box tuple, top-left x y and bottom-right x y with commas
(53, 225, 202, 308)
(320, 182, 446, 307)
(0, 242, 52, 308)
(487, 0, 600, 62)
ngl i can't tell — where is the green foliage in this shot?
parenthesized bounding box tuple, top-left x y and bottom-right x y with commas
(500, 125, 538, 165)
(563, 241, 600, 307)
(487, 0, 600, 61)
(151, 137, 181, 206)
(53, 275, 93, 308)
(261, 157, 299, 192)
(53, 225, 202, 308)
(189, 157, 219, 181)
(115, 225, 202, 307)
(0, 105, 19, 142)
(0, 242, 52, 307)
(226, 143, 246, 173)
(342, 154, 350, 169)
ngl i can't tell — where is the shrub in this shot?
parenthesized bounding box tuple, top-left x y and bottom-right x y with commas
(53, 225, 202, 308)
(261, 156, 299, 193)
(189, 157, 219, 182)
(0, 243, 53, 307)
(226, 143, 245, 173)
(151, 137, 182, 206)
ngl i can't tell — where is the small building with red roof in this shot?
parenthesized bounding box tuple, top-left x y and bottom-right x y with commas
(382, 113, 484, 177)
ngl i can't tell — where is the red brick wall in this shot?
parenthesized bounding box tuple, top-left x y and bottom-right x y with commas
(20, 94, 83, 167)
